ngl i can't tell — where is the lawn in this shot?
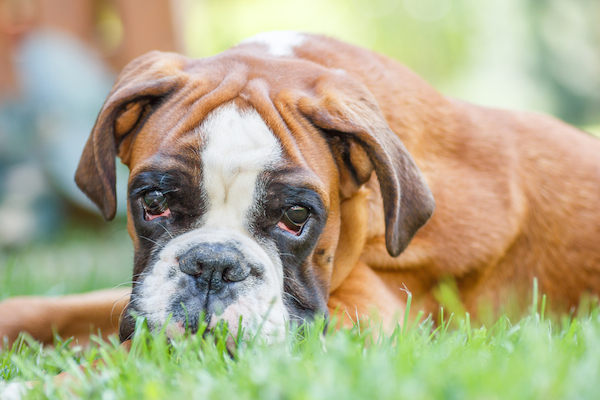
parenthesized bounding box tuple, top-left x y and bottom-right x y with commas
(1, 225, 599, 400)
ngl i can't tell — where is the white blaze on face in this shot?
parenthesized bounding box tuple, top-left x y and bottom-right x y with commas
(240, 31, 305, 57)
(201, 103, 281, 232)
(137, 103, 289, 347)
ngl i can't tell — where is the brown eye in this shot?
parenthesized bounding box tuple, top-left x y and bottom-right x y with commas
(143, 191, 170, 220)
(277, 206, 310, 235)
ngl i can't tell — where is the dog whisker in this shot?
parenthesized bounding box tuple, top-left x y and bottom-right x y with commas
(140, 236, 164, 248)
(114, 297, 143, 332)
(283, 275, 304, 287)
(156, 222, 174, 239)
(111, 282, 135, 289)
(109, 293, 133, 331)
(282, 291, 305, 308)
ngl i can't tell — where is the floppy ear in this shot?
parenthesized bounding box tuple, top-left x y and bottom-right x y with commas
(297, 73, 435, 257)
(75, 51, 187, 220)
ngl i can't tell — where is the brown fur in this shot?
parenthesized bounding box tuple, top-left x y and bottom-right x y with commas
(1, 34, 600, 346)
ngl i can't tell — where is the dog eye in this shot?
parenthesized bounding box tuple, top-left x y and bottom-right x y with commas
(143, 190, 171, 220)
(277, 206, 310, 235)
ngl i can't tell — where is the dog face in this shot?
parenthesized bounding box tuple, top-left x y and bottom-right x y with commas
(122, 103, 332, 344)
(75, 34, 434, 345)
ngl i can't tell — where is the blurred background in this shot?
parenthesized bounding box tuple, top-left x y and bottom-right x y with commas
(0, 0, 599, 297)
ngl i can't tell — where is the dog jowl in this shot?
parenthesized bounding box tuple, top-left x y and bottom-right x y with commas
(74, 33, 434, 346)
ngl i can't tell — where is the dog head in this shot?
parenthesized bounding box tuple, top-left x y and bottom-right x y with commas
(75, 34, 435, 346)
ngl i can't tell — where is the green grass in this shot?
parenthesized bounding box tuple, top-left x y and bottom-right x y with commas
(2, 227, 600, 399)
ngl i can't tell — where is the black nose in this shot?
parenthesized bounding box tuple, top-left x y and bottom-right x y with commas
(178, 243, 251, 292)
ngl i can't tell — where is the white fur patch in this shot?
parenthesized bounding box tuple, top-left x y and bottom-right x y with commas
(137, 104, 288, 346)
(200, 103, 282, 232)
(240, 31, 305, 57)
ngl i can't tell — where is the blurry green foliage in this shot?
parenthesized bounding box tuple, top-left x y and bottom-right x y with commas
(183, 0, 475, 87)
(527, 0, 600, 126)
(182, 0, 599, 127)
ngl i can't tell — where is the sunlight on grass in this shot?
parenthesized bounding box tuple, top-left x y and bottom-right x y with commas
(2, 294, 600, 399)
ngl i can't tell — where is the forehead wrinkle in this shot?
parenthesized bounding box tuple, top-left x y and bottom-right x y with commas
(179, 64, 250, 133)
(251, 101, 331, 209)
(241, 80, 317, 179)
(145, 63, 250, 148)
(129, 152, 192, 178)
(264, 167, 330, 211)
(241, 81, 332, 210)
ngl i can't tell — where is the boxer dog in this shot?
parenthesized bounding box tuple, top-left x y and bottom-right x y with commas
(1, 31, 600, 348)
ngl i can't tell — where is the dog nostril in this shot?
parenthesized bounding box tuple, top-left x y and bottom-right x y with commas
(189, 261, 204, 277)
(222, 268, 232, 283)
(179, 258, 204, 277)
(222, 265, 250, 283)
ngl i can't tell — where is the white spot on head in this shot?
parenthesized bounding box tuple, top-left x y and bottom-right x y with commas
(240, 31, 305, 57)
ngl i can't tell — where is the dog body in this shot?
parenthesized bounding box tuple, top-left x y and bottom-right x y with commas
(1, 32, 600, 346)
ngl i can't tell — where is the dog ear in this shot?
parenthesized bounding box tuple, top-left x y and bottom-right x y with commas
(297, 73, 435, 257)
(75, 51, 187, 220)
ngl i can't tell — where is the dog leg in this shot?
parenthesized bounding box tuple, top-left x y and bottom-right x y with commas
(0, 288, 130, 347)
(328, 261, 405, 333)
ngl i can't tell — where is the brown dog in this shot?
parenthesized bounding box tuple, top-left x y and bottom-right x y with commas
(1, 32, 600, 348)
